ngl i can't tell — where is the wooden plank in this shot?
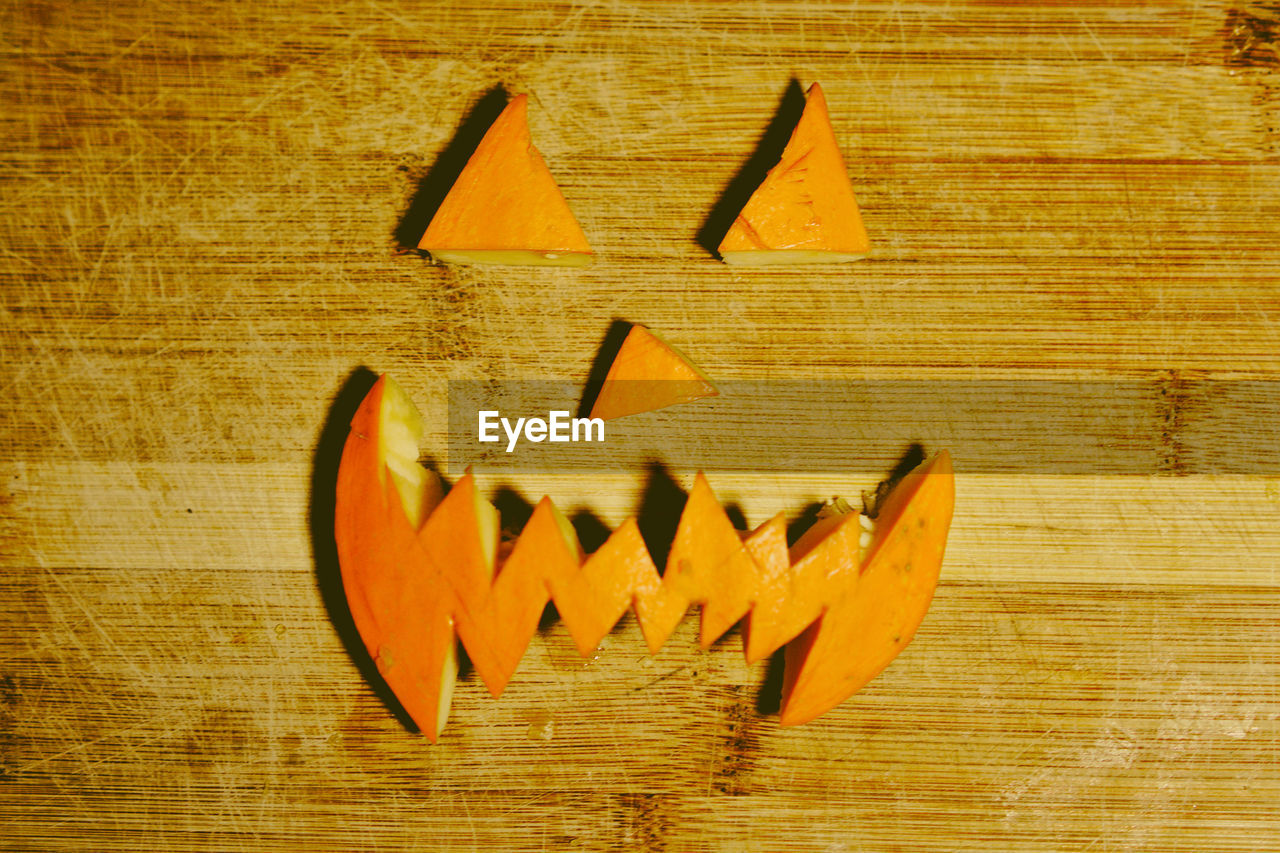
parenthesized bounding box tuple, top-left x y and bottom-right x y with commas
(2, 0, 1278, 849)
(5, 463, 1280, 583)
(1, 577, 1275, 850)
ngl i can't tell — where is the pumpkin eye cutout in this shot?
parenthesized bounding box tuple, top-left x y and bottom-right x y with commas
(417, 94, 593, 267)
(718, 82, 870, 266)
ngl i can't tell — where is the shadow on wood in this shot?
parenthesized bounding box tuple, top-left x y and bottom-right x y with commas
(756, 646, 788, 716)
(786, 501, 826, 548)
(697, 78, 806, 258)
(491, 484, 536, 536)
(576, 318, 636, 418)
(633, 459, 688, 572)
(394, 85, 511, 251)
(867, 442, 927, 518)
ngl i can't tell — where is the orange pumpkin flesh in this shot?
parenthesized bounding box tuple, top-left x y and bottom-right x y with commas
(738, 513, 789, 663)
(665, 471, 761, 649)
(588, 325, 718, 421)
(718, 82, 870, 265)
(779, 450, 954, 726)
(742, 511, 866, 665)
(333, 375, 456, 741)
(551, 518, 659, 656)
(418, 472, 513, 698)
(472, 497, 580, 693)
(334, 376, 953, 737)
(417, 93, 592, 266)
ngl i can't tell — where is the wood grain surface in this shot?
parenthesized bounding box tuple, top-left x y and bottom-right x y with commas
(3, 0, 1279, 850)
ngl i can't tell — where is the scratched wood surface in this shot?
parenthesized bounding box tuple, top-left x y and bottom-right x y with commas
(3, 1, 1280, 850)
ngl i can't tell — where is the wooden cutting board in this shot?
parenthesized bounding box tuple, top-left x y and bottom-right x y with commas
(2, 1, 1278, 849)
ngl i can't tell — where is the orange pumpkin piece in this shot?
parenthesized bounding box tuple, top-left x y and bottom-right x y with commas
(333, 375, 457, 741)
(779, 450, 955, 726)
(588, 325, 718, 421)
(718, 82, 870, 265)
(742, 509, 866, 665)
(474, 497, 582, 692)
(738, 514, 789, 662)
(418, 93, 592, 266)
(664, 471, 761, 648)
(335, 374, 954, 738)
(418, 471, 525, 700)
(549, 517, 659, 656)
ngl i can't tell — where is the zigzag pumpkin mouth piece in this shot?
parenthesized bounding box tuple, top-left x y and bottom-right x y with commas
(333, 374, 955, 741)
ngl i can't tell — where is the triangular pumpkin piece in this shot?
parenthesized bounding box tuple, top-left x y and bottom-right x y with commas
(550, 517, 658, 656)
(418, 94, 592, 266)
(589, 325, 718, 421)
(665, 472, 759, 648)
(718, 82, 869, 265)
(461, 497, 580, 698)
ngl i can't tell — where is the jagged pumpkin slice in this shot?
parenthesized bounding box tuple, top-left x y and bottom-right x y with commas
(739, 512, 790, 663)
(779, 450, 955, 726)
(418, 93, 592, 266)
(589, 325, 718, 421)
(718, 82, 870, 265)
(742, 508, 867, 665)
(665, 472, 760, 648)
(550, 517, 658, 656)
(335, 374, 954, 739)
(473, 497, 582, 695)
(333, 375, 457, 741)
(417, 471, 516, 700)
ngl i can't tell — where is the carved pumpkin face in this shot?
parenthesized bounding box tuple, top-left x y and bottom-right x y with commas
(334, 374, 953, 740)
